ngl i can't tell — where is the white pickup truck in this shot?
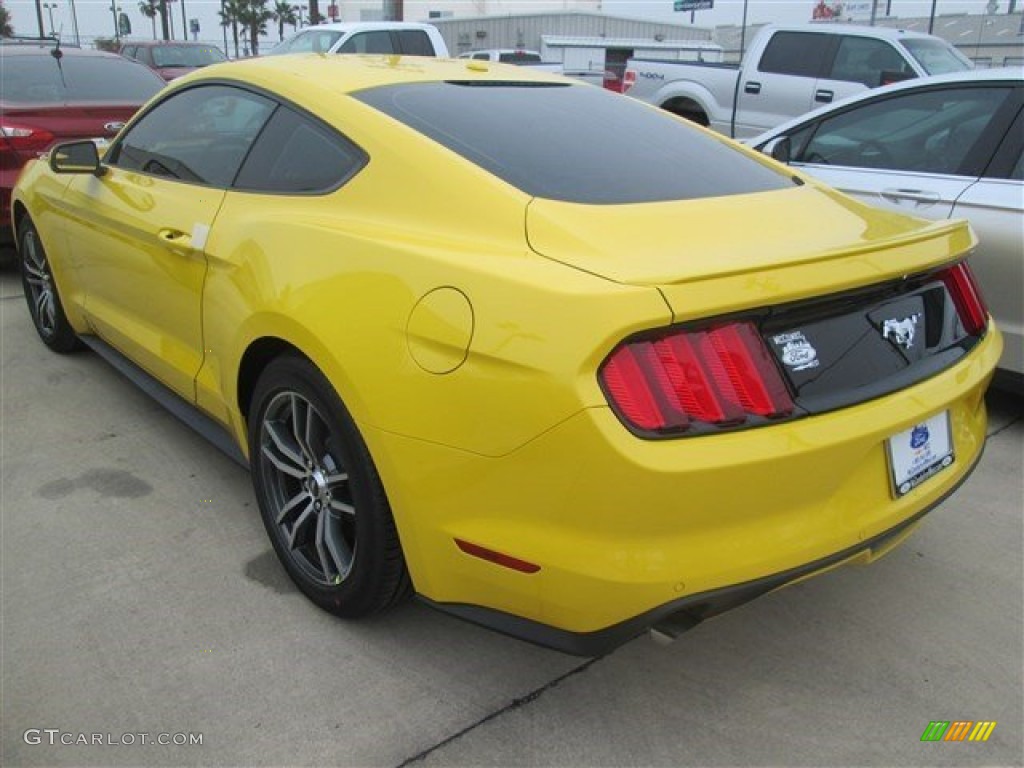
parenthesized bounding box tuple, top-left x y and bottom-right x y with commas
(624, 24, 972, 139)
(266, 22, 449, 58)
(457, 49, 564, 74)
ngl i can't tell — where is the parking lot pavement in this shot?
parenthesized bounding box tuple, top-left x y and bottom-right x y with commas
(2, 263, 1021, 768)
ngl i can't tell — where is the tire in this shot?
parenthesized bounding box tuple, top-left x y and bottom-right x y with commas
(19, 218, 81, 353)
(248, 354, 410, 618)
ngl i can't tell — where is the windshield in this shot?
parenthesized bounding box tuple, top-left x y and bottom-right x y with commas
(152, 45, 227, 68)
(356, 81, 793, 205)
(901, 39, 973, 75)
(0, 54, 164, 104)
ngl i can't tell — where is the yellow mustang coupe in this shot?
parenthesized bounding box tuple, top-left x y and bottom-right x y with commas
(12, 56, 1000, 655)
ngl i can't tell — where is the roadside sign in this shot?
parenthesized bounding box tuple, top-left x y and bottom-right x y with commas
(674, 0, 713, 10)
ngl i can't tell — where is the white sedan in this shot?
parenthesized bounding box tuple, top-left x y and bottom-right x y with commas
(751, 68, 1023, 389)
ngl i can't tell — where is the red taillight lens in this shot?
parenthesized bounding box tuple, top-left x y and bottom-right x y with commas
(600, 322, 794, 436)
(940, 261, 989, 337)
(622, 69, 637, 93)
(0, 124, 56, 154)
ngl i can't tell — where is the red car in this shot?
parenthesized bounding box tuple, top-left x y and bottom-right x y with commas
(0, 43, 164, 252)
(119, 41, 228, 81)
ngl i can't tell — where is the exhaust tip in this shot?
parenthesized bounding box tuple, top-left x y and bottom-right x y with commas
(649, 612, 701, 645)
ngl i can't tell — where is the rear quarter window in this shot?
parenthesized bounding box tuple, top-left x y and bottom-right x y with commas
(758, 32, 832, 78)
(234, 106, 367, 193)
(397, 30, 435, 56)
(355, 81, 793, 204)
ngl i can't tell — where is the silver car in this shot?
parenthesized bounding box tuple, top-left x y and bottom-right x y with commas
(751, 68, 1023, 389)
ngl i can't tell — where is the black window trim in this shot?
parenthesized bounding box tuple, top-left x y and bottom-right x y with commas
(104, 78, 369, 196)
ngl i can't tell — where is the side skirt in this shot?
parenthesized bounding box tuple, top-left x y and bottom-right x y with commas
(80, 335, 249, 469)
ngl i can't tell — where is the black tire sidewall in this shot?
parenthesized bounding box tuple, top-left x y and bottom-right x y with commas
(248, 355, 403, 618)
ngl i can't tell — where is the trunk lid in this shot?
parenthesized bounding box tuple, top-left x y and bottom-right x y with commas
(526, 184, 976, 321)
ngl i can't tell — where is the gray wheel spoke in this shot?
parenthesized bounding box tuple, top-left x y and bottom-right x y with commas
(290, 394, 316, 463)
(314, 510, 335, 581)
(324, 514, 352, 577)
(263, 421, 306, 478)
(329, 498, 355, 517)
(23, 262, 45, 282)
(326, 472, 348, 488)
(275, 489, 309, 525)
(285, 501, 316, 550)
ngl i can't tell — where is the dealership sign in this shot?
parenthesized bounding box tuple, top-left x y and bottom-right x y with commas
(674, 0, 714, 11)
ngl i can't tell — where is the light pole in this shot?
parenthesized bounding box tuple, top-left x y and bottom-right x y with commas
(181, 0, 187, 41)
(68, 0, 80, 45)
(929, 0, 938, 34)
(43, 2, 57, 35)
(109, 3, 121, 42)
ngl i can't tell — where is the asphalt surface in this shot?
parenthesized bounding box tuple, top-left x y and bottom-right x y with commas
(1, 259, 1021, 768)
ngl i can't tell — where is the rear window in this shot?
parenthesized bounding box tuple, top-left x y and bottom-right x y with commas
(499, 52, 542, 63)
(152, 45, 227, 68)
(901, 39, 973, 75)
(355, 81, 792, 205)
(0, 54, 163, 104)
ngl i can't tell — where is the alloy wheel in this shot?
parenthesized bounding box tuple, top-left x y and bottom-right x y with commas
(21, 228, 57, 338)
(257, 391, 357, 586)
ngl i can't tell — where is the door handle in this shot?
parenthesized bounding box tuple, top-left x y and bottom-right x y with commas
(744, 81, 761, 94)
(157, 228, 193, 253)
(879, 188, 941, 206)
(815, 89, 834, 103)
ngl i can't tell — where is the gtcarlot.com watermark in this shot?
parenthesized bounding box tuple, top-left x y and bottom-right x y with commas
(24, 729, 203, 747)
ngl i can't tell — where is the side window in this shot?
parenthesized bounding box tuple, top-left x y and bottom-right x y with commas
(1010, 151, 1023, 181)
(337, 31, 395, 54)
(110, 85, 275, 187)
(397, 30, 435, 56)
(233, 106, 366, 193)
(758, 32, 832, 78)
(472, 53, 489, 60)
(122, 46, 137, 59)
(828, 37, 912, 87)
(794, 86, 1013, 175)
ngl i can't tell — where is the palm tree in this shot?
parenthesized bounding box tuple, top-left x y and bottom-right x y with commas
(138, 0, 159, 39)
(0, 0, 15, 37)
(236, 0, 273, 57)
(308, 0, 319, 25)
(272, 0, 296, 41)
(219, 0, 242, 58)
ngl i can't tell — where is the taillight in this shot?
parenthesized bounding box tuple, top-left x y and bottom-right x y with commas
(622, 69, 637, 93)
(940, 261, 989, 337)
(0, 124, 56, 154)
(600, 321, 794, 437)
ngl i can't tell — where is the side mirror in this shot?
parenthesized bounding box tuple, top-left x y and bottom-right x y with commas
(49, 141, 106, 176)
(762, 136, 792, 164)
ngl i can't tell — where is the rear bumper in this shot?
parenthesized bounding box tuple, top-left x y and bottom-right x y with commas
(370, 326, 1000, 652)
(420, 474, 968, 656)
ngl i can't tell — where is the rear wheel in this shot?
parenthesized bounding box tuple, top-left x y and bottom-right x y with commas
(248, 355, 410, 617)
(19, 218, 81, 353)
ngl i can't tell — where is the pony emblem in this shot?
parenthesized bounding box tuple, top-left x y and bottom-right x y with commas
(882, 314, 920, 350)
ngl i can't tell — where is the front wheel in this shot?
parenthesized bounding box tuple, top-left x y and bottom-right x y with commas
(19, 218, 80, 353)
(248, 355, 410, 618)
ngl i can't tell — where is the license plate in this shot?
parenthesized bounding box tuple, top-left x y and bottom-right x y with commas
(886, 411, 954, 498)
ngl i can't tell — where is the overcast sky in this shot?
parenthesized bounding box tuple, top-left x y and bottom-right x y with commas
(2, 0, 1000, 45)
